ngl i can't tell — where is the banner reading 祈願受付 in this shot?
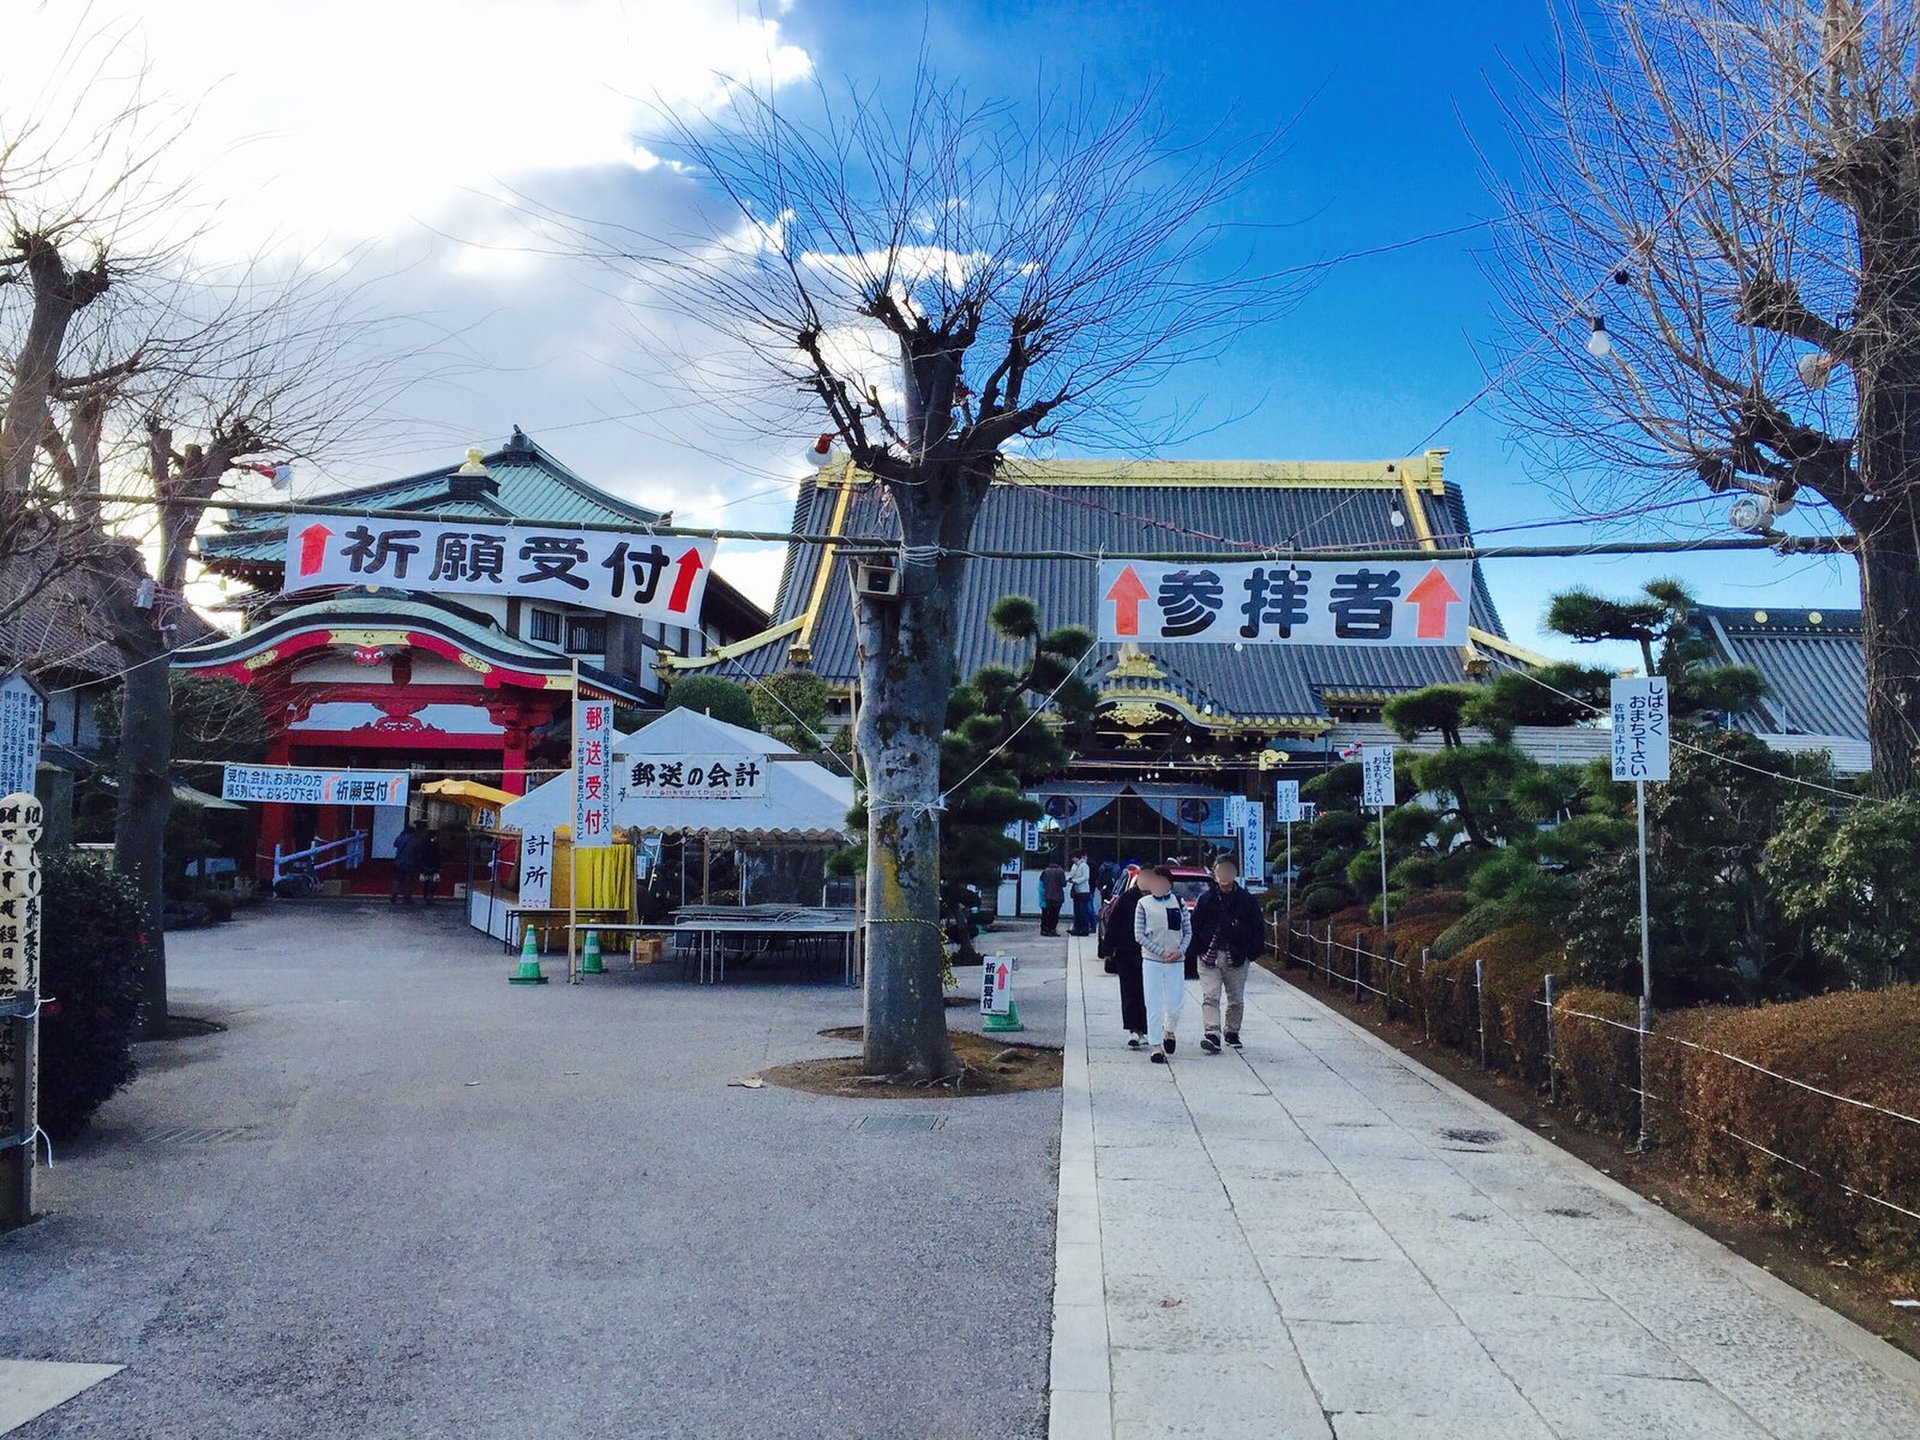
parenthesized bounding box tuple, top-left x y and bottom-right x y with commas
(283, 516, 715, 625)
(1096, 558, 1472, 646)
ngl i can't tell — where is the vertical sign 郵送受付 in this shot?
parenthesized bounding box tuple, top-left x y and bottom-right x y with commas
(574, 700, 614, 844)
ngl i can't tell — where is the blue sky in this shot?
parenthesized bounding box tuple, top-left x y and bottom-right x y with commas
(24, 1, 1860, 655)
(764, 0, 1862, 653)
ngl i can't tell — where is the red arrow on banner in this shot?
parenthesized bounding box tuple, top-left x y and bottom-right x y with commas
(667, 548, 705, 613)
(996, 962, 1010, 991)
(1104, 566, 1149, 636)
(1407, 566, 1463, 639)
(296, 523, 333, 577)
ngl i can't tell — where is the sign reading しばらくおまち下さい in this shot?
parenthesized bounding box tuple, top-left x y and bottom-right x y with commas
(283, 516, 714, 625)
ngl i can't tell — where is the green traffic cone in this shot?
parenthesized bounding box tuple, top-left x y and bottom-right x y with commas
(983, 998, 1024, 1034)
(580, 929, 605, 976)
(510, 923, 549, 985)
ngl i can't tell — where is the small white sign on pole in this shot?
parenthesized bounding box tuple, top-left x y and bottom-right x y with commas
(519, 830, 556, 908)
(1610, 677, 1671, 783)
(980, 953, 1014, 1015)
(1274, 780, 1302, 824)
(1225, 794, 1248, 834)
(1360, 745, 1397, 809)
(0, 675, 45, 800)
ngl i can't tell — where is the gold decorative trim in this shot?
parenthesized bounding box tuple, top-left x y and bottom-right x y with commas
(1106, 643, 1165, 680)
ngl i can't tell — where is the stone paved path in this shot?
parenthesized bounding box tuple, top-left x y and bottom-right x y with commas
(1049, 940, 1920, 1439)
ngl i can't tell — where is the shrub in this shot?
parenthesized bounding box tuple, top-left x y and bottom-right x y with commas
(1395, 889, 1473, 921)
(39, 851, 150, 1138)
(1646, 987, 1920, 1284)
(1431, 900, 1514, 961)
(1299, 884, 1349, 919)
(197, 890, 235, 923)
(664, 676, 757, 729)
(1469, 925, 1560, 1082)
(1552, 987, 1640, 1134)
(1421, 949, 1479, 1048)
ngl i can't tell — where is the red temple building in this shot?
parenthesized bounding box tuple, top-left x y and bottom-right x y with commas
(173, 428, 766, 890)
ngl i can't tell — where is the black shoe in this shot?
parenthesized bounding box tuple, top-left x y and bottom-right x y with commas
(1225, 1031, 1243, 1049)
(1150, 1050, 1167, 1064)
(1201, 1034, 1221, 1054)
(1163, 1034, 1176, 1055)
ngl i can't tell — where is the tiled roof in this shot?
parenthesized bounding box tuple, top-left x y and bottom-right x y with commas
(739, 453, 1506, 725)
(1, 554, 217, 682)
(197, 427, 766, 638)
(1695, 605, 1866, 742)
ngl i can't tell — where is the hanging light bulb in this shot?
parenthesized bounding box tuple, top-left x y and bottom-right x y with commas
(1796, 352, 1836, 390)
(1585, 317, 1612, 358)
(1388, 507, 1406, 529)
(801, 431, 835, 468)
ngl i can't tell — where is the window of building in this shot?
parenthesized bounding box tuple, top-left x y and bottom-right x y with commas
(528, 608, 561, 644)
(565, 616, 607, 654)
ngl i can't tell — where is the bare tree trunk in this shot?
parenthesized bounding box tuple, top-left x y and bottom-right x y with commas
(113, 585, 174, 1035)
(1855, 518, 1920, 799)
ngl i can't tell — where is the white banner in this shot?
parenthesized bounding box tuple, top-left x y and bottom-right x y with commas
(519, 830, 556, 907)
(222, 765, 409, 806)
(1360, 746, 1397, 809)
(1274, 780, 1302, 825)
(283, 515, 715, 624)
(1611, 677, 1671, 783)
(0, 676, 43, 800)
(620, 753, 769, 801)
(1096, 558, 1472, 646)
(1224, 794, 1248, 834)
(1240, 802, 1266, 888)
(574, 700, 614, 842)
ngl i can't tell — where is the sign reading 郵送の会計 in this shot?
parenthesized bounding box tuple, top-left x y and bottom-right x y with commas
(1096, 559, 1472, 646)
(619, 754, 769, 802)
(1610, 677, 1671, 783)
(281, 515, 715, 625)
(221, 766, 409, 806)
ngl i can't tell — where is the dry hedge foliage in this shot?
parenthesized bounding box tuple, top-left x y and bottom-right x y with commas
(1647, 987, 1920, 1283)
(1553, 987, 1641, 1134)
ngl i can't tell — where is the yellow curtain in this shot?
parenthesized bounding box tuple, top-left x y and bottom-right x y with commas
(552, 841, 633, 913)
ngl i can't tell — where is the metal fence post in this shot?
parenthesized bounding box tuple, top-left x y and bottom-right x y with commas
(1352, 938, 1361, 1001)
(1475, 954, 1486, 1067)
(1544, 972, 1557, 1104)
(1325, 928, 1335, 988)
(1383, 939, 1396, 1019)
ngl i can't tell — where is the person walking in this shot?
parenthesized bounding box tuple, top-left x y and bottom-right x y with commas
(1098, 866, 1149, 1048)
(1066, 851, 1093, 935)
(1193, 855, 1264, 1053)
(1038, 857, 1068, 937)
(418, 830, 444, 905)
(1134, 865, 1191, 1064)
(390, 821, 423, 905)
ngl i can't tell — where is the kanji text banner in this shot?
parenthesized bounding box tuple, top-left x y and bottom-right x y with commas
(1096, 558, 1472, 646)
(222, 766, 409, 805)
(620, 754, 769, 801)
(283, 516, 715, 624)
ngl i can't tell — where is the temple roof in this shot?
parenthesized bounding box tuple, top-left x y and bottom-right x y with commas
(1695, 604, 1867, 746)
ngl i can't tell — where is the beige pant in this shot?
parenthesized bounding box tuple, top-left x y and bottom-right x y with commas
(1201, 958, 1249, 1036)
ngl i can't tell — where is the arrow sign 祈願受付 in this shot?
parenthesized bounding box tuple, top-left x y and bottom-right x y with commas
(1105, 565, 1150, 637)
(1406, 566, 1463, 639)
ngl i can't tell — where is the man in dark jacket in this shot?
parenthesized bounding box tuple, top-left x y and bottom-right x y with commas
(1097, 868, 1149, 1048)
(1192, 855, 1265, 1053)
(1038, 859, 1068, 936)
(390, 821, 424, 905)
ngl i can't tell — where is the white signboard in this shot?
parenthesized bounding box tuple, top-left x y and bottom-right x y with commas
(1274, 780, 1302, 825)
(519, 830, 556, 907)
(1360, 745, 1397, 809)
(1001, 822, 1023, 878)
(573, 699, 614, 842)
(283, 515, 715, 625)
(620, 753, 769, 801)
(1097, 558, 1472, 646)
(1611, 677, 1671, 783)
(980, 953, 1014, 1016)
(1240, 802, 1266, 889)
(1224, 794, 1248, 834)
(0, 676, 44, 799)
(222, 765, 409, 806)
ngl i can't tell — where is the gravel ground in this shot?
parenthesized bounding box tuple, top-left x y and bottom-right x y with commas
(0, 903, 1065, 1440)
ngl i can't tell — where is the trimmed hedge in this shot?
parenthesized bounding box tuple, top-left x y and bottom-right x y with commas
(40, 852, 150, 1138)
(1646, 987, 1920, 1282)
(1552, 987, 1640, 1134)
(1431, 901, 1514, 962)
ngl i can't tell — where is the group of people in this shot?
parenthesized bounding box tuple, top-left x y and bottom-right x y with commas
(1037, 852, 1101, 937)
(1093, 855, 1265, 1063)
(389, 821, 444, 906)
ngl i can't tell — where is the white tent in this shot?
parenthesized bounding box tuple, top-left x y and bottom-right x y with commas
(500, 706, 854, 844)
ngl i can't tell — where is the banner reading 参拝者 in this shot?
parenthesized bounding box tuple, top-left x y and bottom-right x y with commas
(283, 515, 714, 625)
(1096, 558, 1472, 646)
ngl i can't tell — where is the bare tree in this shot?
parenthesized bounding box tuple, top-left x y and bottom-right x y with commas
(551, 74, 1305, 1078)
(0, 23, 421, 1029)
(1487, 0, 1920, 797)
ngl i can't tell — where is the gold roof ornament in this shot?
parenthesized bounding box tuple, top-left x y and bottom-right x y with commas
(1107, 643, 1165, 681)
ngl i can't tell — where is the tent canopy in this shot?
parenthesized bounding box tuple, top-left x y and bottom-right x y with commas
(501, 707, 854, 844)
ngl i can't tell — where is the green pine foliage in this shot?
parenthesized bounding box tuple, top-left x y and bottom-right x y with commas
(664, 676, 758, 730)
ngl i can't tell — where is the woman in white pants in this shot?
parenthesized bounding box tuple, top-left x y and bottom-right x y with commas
(1133, 866, 1192, 1064)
